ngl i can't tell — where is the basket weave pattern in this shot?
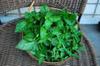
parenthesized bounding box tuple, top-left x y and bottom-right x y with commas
(0, 0, 97, 66)
(0, 0, 87, 15)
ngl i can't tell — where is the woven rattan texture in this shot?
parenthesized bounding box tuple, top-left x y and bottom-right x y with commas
(0, 21, 97, 66)
(0, 0, 87, 15)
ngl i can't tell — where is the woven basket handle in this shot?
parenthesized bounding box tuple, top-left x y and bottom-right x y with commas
(28, 0, 35, 12)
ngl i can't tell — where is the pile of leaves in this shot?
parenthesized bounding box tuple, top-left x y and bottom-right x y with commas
(15, 4, 82, 64)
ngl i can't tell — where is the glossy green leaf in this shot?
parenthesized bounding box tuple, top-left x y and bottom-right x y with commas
(24, 12, 33, 19)
(43, 19, 53, 29)
(40, 27, 47, 42)
(40, 4, 49, 13)
(51, 28, 61, 36)
(23, 32, 34, 41)
(16, 39, 36, 51)
(15, 20, 26, 32)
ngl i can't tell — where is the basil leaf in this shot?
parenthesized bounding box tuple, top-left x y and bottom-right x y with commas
(15, 20, 26, 32)
(16, 39, 35, 51)
(40, 27, 47, 42)
(24, 12, 33, 19)
(23, 32, 34, 41)
(43, 19, 53, 29)
(40, 4, 49, 13)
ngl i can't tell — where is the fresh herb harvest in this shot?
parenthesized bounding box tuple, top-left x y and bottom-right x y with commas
(15, 4, 82, 64)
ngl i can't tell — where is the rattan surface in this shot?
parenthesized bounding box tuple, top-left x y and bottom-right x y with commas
(0, 0, 95, 66)
(0, 0, 87, 15)
(0, 21, 97, 66)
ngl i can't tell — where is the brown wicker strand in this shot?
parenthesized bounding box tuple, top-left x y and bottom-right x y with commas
(0, 0, 87, 16)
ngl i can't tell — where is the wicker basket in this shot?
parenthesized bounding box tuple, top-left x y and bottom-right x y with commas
(19, 1, 82, 65)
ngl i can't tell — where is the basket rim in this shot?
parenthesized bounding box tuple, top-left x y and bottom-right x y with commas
(28, 52, 73, 65)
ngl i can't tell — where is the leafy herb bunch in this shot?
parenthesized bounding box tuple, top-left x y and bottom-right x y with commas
(15, 4, 82, 64)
